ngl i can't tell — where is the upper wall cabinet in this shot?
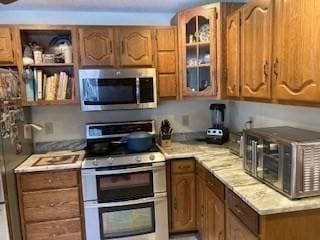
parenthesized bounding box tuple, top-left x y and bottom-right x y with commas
(241, 0, 273, 99)
(273, 0, 320, 103)
(156, 27, 179, 99)
(0, 27, 14, 64)
(79, 27, 115, 66)
(117, 27, 154, 67)
(227, 11, 241, 98)
(176, 5, 218, 97)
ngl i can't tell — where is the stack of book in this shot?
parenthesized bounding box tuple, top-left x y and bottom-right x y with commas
(26, 69, 74, 102)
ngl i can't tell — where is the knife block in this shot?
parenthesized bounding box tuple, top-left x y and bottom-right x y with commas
(159, 137, 172, 147)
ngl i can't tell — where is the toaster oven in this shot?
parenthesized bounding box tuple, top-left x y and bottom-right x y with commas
(244, 126, 320, 199)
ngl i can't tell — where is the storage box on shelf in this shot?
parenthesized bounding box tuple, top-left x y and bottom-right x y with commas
(16, 25, 79, 106)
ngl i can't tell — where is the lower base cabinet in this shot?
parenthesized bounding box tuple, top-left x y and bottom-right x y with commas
(226, 210, 258, 240)
(16, 170, 84, 240)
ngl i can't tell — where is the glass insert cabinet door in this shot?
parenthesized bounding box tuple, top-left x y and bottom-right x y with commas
(181, 7, 218, 97)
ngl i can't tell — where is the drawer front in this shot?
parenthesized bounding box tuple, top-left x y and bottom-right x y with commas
(196, 162, 207, 181)
(172, 159, 195, 174)
(206, 172, 225, 202)
(26, 218, 82, 240)
(23, 188, 81, 223)
(20, 170, 79, 191)
(227, 189, 259, 236)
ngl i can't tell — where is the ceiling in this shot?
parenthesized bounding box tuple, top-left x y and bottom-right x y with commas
(0, 0, 216, 12)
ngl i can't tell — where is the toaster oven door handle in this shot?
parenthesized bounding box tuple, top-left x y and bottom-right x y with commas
(85, 193, 167, 208)
(82, 163, 165, 176)
(252, 141, 257, 176)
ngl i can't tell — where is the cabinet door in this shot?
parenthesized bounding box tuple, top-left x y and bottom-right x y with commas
(156, 27, 178, 99)
(227, 11, 241, 98)
(226, 210, 258, 240)
(241, 0, 273, 99)
(273, 0, 320, 102)
(171, 173, 196, 232)
(0, 27, 14, 64)
(196, 175, 206, 238)
(205, 187, 225, 240)
(79, 27, 115, 66)
(179, 7, 218, 97)
(118, 28, 154, 66)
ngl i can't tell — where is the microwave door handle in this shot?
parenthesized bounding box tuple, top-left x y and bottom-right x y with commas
(85, 193, 168, 208)
(136, 77, 140, 104)
(82, 163, 165, 176)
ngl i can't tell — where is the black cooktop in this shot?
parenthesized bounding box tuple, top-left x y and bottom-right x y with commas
(85, 138, 159, 158)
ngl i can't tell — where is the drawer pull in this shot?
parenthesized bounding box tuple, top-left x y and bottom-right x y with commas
(234, 205, 245, 215)
(49, 203, 55, 207)
(50, 233, 57, 237)
(179, 165, 190, 169)
(47, 178, 53, 183)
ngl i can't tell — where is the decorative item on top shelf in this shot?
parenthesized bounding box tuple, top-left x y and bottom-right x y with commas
(199, 24, 210, 42)
(159, 119, 173, 147)
(49, 34, 73, 64)
(23, 68, 74, 102)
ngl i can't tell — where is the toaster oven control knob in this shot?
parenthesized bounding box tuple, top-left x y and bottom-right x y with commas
(149, 154, 155, 161)
(136, 156, 142, 162)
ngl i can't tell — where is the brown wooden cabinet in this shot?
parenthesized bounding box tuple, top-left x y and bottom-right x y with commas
(0, 26, 14, 64)
(196, 175, 206, 238)
(78, 27, 115, 66)
(226, 210, 258, 240)
(17, 170, 84, 240)
(170, 159, 196, 233)
(117, 27, 154, 66)
(241, 0, 273, 99)
(226, 11, 241, 98)
(156, 27, 178, 99)
(272, 0, 320, 103)
(205, 187, 225, 240)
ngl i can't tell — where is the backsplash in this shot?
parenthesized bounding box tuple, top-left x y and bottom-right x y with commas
(31, 100, 227, 143)
(229, 101, 320, 132)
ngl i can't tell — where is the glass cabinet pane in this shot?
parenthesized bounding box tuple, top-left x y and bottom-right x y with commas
(186, 45, 197, 67)
(186, 17, 197, 44)
(199, 44, 210, 65)
(199, 66, 210, 91)
(187, 68, 198, 92)
(198, 16, 210, 43)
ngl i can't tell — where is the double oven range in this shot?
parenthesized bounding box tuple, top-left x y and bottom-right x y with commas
(81, 120, 169, 240)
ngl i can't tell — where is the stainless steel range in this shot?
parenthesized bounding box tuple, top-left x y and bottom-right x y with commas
(82, 120, 169, 240)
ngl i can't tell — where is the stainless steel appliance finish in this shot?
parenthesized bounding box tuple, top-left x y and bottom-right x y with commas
(229, 132, 243, 157)
(0, 204, 10, 240)
(82, 120, 169, 240)
(244, 126, 320, 199)
(79, 68, 157, 111)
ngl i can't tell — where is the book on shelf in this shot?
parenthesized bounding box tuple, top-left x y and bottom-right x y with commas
(27, 69, 73, 102)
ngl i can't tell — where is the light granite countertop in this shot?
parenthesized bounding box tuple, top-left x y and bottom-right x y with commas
(15, 150, 85, 173)
(159, 141, 320, 216)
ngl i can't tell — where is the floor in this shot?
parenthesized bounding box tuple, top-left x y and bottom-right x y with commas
(170, 234, 198, 240)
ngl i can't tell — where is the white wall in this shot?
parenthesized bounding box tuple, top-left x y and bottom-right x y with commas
(31, 100, 225, 142)
(229, 101, 320, 132)
(0, 10, 173, 25)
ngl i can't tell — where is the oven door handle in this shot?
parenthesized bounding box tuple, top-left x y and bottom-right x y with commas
(84, 193, 167, 208)
(82, 162, 165, 176)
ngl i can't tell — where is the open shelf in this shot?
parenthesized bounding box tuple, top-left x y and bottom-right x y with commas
(186, 41, 210, 47)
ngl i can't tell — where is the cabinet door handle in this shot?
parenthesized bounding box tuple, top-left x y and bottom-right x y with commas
(273, 58, 279, 76)
(234, 205, 245, 215)
(201, 205, 205, 217)
(174, 198, 177, 210)
(110, 41, 113, 54)
(263, 60, 269, 77)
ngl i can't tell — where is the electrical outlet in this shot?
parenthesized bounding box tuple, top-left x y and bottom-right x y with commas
(44, 122, 54, 134)
(182, 115, 190, 127)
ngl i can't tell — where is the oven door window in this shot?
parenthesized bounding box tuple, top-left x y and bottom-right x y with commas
(97, 171, 154, 203)
(259, 140, 281, 189)
(82, 78, 137, 105)
(100, 202, 155, 239)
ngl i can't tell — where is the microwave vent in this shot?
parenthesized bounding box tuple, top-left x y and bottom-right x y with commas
(302, 145, 320, 192)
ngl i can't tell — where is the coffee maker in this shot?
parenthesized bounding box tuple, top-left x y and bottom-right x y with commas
(206, 103, 229, 145)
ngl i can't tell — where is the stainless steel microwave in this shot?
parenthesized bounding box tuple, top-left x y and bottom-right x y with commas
(79, 68, 157, 111)
(244, 126, 320, 199)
